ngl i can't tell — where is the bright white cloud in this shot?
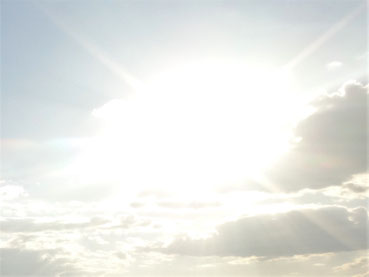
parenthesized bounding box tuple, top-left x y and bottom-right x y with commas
(68, 60, 308, 200)
(0, 184, 27, 201)
(326, 61, 343, 70)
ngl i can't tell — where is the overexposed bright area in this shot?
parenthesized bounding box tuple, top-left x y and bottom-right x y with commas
(67, 59, 306, 199)
(2, 1, 367, 276)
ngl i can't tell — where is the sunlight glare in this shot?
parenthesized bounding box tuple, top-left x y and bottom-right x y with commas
(70, 60, 301, 198)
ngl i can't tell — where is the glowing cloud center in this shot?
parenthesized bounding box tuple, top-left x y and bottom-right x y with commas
(74, 61, 299, 196)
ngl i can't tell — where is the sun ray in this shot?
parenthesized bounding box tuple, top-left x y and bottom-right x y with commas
(37, 3, 144, 92)
(285, 4, 365, 70)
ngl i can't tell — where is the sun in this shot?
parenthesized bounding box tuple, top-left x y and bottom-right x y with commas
(68, 59, 299, 198)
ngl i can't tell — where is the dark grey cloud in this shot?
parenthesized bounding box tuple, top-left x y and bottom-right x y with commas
(160, 206, 368, 257)
(0, 248, 79, 276)
(267, 81, 367, 191)
(344, 183, 369, 194)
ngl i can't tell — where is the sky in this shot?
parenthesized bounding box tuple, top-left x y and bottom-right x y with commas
(0, 0, 368, 276)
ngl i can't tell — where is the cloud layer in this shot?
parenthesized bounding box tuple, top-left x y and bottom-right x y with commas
(163, 206, 368, 257)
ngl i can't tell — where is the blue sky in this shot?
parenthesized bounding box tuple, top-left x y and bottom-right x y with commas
(1, 0, 368, 276)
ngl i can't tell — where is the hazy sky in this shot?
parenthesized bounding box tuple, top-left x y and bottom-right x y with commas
(1, 0, 368, 276)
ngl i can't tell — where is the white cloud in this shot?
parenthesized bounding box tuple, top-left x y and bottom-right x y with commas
(0, 184, 27, 201)
(70, 61, 303, 199)
(334, 255, 369, 272)
(326, 61, 343, 70)
(0, 217, 110, 233)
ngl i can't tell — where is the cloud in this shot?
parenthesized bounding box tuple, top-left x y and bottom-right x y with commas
(157, 201, 221, 209)
(0, 248, 79, 276)
(334, 255, 369, 272)
(120, 250, 369, 277)
(0, 184, 27, 201)
(0, 214, 146, 234)
(267, 81, 368, 191)
(160, 206, 368, 257)
(326, 61, 343, 70)
(345, 183, 368, 194)
(342, 174, 369, 195)
(0, 217, 109, 233)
